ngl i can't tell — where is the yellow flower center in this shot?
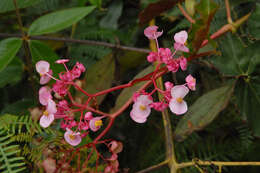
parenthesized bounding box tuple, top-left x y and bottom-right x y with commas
(43, 110, 49, 116)
(176, 97, 183, 103)
(95, 120, 103, 127)
(139, 105, 147, 111)
(69, 134, 75, 140)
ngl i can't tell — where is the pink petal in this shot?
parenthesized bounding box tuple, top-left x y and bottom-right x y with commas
(84, 112, 93, 120)
(174, 43, 189, 52)
(174, 30, 188, 44)
(179, 57, 187, 71)
(36, 60, 50, 75)
(169, 99, 188, 115)
(39, 87, 52, 106)
(56, 59, 69, 64)
(40, 113, 54, 128)
(171, 85, 189, 99)
(186, 75, 196, 91)
(132, 102, 151, 118)
(136, 95, 153, 105)
(40, 70, 53, 85)
(89, 117, 102, 132)
(47, 99, 57, 114)
(144, 26, 163, 40)
(64, 130, 82, 146)
(130, 109, 147, 123)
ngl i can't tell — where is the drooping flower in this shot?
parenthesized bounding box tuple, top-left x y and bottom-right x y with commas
(178, 56, 187, 71)
(36, 60, 50, 76)
(39, 86, 52, 106)
(36, 61, 52, 84)
(130, 95, 153, 123)
(185, 74, 196, 91)
(40, 70, 53, 85)
(89, 117, 103, 132)
(64, 128, 82, 146)
(174, 31, 189, 52)
(144, 26, 163, 40)
(169, 85, 189, 115)
(55, 59, 69, 64)
(40, 99, 57, 128)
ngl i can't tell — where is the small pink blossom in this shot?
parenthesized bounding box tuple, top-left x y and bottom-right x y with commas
(64, 128, 82, 146)
(159, 48, 172, 64)
(174, 31, 189, 52)
(40, 70, 53, 85)
(84, 112, 93, 120)
(186, 74, 196, 91)
(53, 81, 68, 97)
(150, 102, 168, 111)
(40, 99, 57, 128)
(36, 60, 50, 76)
(130, 95, 152, 123)
(144, 26, 163, 40)
(166, 59, 179, 72)
(108, 141, 123, 154)
(164, 81, 174, 91)
(55, 59, 69, 64)
(39, 86, 52, 106)
(169, 85, 189, 115)
(179, 57, 187, 71)
(147, 52, 158, 62)
(75, 62, 85, 72)
(89, 117, 103, 132)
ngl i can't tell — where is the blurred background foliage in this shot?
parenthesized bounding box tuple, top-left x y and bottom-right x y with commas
(0, 0, 260, 172)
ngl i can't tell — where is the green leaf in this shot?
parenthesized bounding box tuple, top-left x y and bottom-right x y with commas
(84, 54, 115, 105)
(89, 0, 102, 8)
(248, 2, 260, 39)
(0, 58, 23, 88)
(1, 99, 35, 115)
(28, 6, 96, 36)
(99, 0, 123, 29)
(0, 0, 40, 13)
(110, 65, 154, 113)
(211, 34, 260, 76)
(0, 38, 22, 72)
(174, 83, 234, 142)
(29, 40, 63, 75)
(189, 0, 218, 54)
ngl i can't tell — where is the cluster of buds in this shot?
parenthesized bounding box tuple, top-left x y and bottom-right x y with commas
(36, 60, 105, 146)
(130, 26, 196, 123)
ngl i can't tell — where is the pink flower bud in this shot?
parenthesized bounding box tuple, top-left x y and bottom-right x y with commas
(144, 26, 163, 40)
(185, 74, 196, 91)
(84, 112, 93, 120)
(55, 59, 69, 64)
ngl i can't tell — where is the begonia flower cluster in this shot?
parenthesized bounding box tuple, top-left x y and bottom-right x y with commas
(130, 26, 196, 123)
(36, 60, 104, 146)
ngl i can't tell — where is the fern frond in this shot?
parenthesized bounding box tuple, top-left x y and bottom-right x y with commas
(0, 129, 26, 173)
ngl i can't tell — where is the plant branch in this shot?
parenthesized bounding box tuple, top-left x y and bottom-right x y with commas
(0, 33, 150, 53)
(225, 0, 233, 24)
(178, 3, 195, 24)
(178, 159, 260, 169)
(136, 160, 169, 173)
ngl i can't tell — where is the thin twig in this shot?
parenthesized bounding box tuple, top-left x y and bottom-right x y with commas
(0, 33, 150, 53)
(225, 0, 233, 24)
(136, 160, 169, 173)
(177, 3, 195, 24)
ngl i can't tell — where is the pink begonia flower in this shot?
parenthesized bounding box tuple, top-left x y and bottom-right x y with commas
(53, 81, 68, 97)
(150, 102, 168, 111)
(159, 48, 172, 64)
(130, 95, 153, 123)
(39, 86, 52, 106)
(75, 62, 85, 72)
(36, 60, 50, 76)
(147, 52, 158, 62)
(55, 59, 69, 64)
(166, 59, 179, 72)
(174, 31, 189, 52)
(186, 74, 196, 91)
(108, 141, 123, 154)
(179, 57, 187, 71)
(84, 112, 93, 120)
(169, 85, 189, 115)
(40, 70, 53, 85)
(64, 128, 82, 146)
(89, 117, 103, 132)
(144, 26, 163, 40)
(40, 99, 57, 128)
(164, 81, 174, 91)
